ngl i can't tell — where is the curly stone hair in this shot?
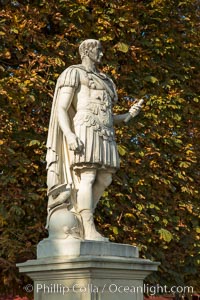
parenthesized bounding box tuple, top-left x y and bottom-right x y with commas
(79, 39, 100, 59)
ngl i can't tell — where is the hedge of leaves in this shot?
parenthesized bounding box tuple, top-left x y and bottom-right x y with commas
(0, 0, 199, 296)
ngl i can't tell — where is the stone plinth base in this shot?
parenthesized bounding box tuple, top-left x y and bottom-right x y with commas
(37, 239, 139, 258)
(17, 241, 159, 300)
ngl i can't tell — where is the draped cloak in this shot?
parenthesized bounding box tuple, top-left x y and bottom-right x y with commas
(46, 65, 120, 195)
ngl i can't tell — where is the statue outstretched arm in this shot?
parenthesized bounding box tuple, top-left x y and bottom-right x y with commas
(113, 99, 144, 125)
(113, 112, 130, 125)
(57, 86, 83, 153)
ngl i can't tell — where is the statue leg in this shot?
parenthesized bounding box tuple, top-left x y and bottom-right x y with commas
(76, 169, 96, 211)
(93, 170, 113, 210)
(77, 168, 108, 241)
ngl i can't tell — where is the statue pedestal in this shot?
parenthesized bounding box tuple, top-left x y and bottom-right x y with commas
(17, 240, 159, 300)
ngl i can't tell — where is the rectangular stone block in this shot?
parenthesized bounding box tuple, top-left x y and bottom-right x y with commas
(17, 241, 159, 300)
(37, 239, 139, 259)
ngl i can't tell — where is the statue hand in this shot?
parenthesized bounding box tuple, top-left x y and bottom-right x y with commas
(124, 99, 144, 123)
(129, 101, 143, 118)
(68, 134, 84, 153)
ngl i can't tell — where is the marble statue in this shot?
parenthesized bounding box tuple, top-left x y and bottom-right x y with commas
(46, 39, 143, 242)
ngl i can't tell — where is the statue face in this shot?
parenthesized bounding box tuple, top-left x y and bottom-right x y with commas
(88, 42, 103, 64)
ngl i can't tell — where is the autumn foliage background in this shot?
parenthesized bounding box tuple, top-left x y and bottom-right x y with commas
(0, 0, 199, 297)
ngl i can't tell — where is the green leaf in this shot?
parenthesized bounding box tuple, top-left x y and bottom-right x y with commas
(117, 145, 127, 156)
(28, 140, 41, 146)
(11, 28, 19, 34)
(7, 148, 15, 154)
(112, 226, 119, 235)
(116, 42, 129, 53)
(179, 161, 191, 168)
(144, 76, 159, 83)
(124, 213, 135, 219)
(136, 204, 143, 211)
(158, 228, 173, 242)
(153, 215, 160, 222)
(195, 227, 200, 234)
(163, 219, 168, 225)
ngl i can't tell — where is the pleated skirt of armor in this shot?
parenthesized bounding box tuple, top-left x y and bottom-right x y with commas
(70, 124, 120, 171)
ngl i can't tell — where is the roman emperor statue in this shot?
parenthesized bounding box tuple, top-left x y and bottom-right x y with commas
(46, 39, 143, 241)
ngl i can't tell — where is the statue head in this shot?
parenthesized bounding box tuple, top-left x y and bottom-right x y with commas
(79, 39, 103, 63)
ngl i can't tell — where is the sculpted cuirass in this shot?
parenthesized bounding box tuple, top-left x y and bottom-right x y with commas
(73, 69, 116, 141)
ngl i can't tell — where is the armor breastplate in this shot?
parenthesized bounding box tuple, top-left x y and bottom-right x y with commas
(75, 69, 115, 126)
(78, 88, 113, 126)
(74, 80, 115, 140)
